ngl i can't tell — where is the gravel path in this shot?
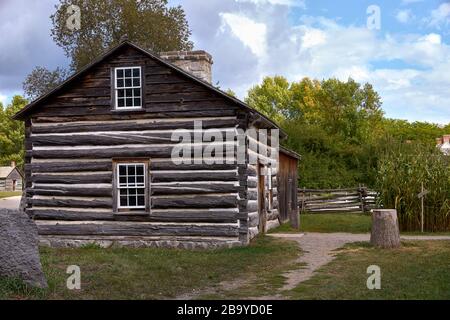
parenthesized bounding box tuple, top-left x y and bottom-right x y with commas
(269, 232, 450, 292)
(0, 196, 21, 210)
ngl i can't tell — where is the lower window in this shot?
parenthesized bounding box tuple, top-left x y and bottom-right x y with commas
(117, 163, 147, 210)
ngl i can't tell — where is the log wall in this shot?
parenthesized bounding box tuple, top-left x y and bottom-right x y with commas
(24, 45, 250, 248)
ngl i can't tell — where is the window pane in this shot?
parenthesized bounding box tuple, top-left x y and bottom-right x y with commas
(126, 98, 133, 106)
(118, 89, 124, 98)
(125, 69, 132, 77)
(117, 163, 146, 209)
(125, 79, 132, 87)
(133, 68, 140, 77)
(133, 78, 140, 87)
(117, 69, 124, 78)
(118, 98, 125, 107)
(117, 79, 124, 87)
(133, 88, 140, 96)
(126, 89, 132, 97)
(134, 98, 141, 106)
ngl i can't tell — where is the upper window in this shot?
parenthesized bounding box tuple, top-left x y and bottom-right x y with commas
(117, 163, 146, 209)
(115, 67, 142, 109)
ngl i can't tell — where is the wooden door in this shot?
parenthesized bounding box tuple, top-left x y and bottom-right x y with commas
(258, 163, 267, 233)
(12, 180, 16, 191)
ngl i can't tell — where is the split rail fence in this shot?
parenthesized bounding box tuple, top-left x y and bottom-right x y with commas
(298, 187, 378, 214)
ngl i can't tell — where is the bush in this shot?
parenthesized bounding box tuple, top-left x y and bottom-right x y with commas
(376, 143, 450, 232)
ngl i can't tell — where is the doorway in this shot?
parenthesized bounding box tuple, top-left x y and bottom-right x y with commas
(257, 162, 267, 233)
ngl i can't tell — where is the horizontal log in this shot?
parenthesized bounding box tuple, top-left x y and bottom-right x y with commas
(305, 202, 361, 210)
(29, 144, 236, 159)
(32, 108, 237, 123)
(36, 221, 239, 237)
(29, 197, 112, 208)
(31, 129, 234, 147)
(151, 161, 237, 171)
(27, 161, 112, 173)
(151, 194, 238, 209)
(151, 183, 238, 195)
(29, 186, 112, 197)
(31, 173, 112, 184)
(27, 160, 237, 173)
(32, 118, 237, 134)
(30, 208, 239, 223)
(151, 171, 238, 182)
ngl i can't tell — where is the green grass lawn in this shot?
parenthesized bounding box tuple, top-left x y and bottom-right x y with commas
(271, 213, 450, 235)
(271, 213, 372, 234)
(289, 240, 450, 300)
(0, 236, 299, 300)
(0, 191, 22, 199)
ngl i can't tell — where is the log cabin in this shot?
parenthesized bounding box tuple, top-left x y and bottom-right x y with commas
(0, 161, 24, 192)
(13, 40, 299, 248)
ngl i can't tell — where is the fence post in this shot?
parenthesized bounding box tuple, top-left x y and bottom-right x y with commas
(358, 185, 366, 213)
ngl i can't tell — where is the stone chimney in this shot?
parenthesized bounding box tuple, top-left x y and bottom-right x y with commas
(10, 161, 16, 167)
(160, 50, 213, 84)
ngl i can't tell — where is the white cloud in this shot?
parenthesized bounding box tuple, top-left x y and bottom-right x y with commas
(235, 0, 305, 8)
(219, 13, 267, 58)
(396, 9, 413, 23)
(428, 3, 450, 28)
(0, 93, 7, 106)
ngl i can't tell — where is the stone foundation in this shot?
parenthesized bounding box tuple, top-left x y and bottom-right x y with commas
(39, 235, 242, 250)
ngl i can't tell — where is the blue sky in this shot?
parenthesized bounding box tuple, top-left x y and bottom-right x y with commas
(1, 0, 450, 124)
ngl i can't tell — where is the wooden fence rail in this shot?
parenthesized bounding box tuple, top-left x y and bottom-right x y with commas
(298, 187, 378, 214)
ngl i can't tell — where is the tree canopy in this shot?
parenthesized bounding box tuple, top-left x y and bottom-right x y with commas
(23, 0, 193, 100)
(246, 76, 448, 188)
(0, 96, 27, 167)
(51, 0, 193, 71)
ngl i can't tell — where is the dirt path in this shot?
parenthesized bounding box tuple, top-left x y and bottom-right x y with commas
(175, 232, 450, 300)
(0, 196, 21, 210)
(268, 232, 450, 294)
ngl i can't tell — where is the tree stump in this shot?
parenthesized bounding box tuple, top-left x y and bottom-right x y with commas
(370, 209, 401, 249)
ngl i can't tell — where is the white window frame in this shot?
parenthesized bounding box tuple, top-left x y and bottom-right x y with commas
(114, 66, 142, 110)
(116, 162, 147, 209)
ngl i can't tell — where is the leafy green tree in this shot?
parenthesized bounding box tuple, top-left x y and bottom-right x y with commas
(22, 66, 69, 101)
(0, 96, 27, 167)
(51, 0, 193, 71)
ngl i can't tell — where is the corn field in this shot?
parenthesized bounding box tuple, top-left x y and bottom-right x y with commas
(376, 143, 450, 232)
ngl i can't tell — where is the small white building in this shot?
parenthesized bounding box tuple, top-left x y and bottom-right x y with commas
(0, 161, 23, 191)
(436, 135, 450, 155)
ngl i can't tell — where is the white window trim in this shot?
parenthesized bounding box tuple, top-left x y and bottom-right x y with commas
(114, 66, 142, 110)
(117, 162, 147, 209)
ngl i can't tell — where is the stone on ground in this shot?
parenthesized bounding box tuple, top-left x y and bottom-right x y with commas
(0, 209, 48, 288)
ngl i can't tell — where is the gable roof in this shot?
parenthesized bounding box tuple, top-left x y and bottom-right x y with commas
(0, 166, 23, 179)
(13, 40, 285, 137)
